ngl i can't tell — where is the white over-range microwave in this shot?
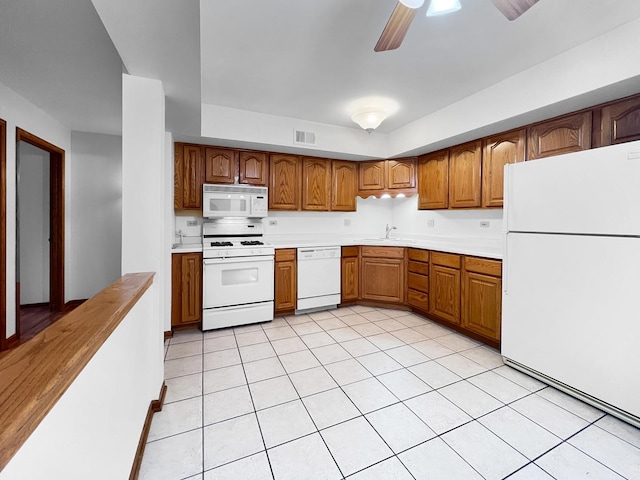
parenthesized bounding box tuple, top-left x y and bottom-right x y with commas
(202, 184, 268, 218)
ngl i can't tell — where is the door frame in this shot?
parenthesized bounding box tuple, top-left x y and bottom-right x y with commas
(15, 128, 65, 340)
(0, 118, 9, 350)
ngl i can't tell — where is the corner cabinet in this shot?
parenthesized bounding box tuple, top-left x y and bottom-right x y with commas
(358, 161, 386, 192)
(274, 249, 297, 315)
(418, 150, 449, 210)
(171, 252, 202, 328)
(360, 246, 405, 304)
(482, 129, 525, 208)
(269, 154, 301, 210)
(358, 158, 417, 197)
(461, 256, 502, 343)
(429, 252, 461, 325)
(340, 246, 359, 303)
(331, 160, 357, 211)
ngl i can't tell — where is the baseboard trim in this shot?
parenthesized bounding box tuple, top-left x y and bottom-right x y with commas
(129, 382, 167, 480)
(164, 330, 173, 341)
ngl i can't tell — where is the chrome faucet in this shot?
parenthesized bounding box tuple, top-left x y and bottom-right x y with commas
(385, 224, 397, 239)
(176, 229, 185, 245)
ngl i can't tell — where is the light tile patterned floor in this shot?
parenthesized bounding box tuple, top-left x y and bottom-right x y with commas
(140, 306, 640, 480)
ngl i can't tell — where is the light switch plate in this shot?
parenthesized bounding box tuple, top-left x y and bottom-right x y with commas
(268, 220, 278, 226)
(427, 219, 435, 228)
(480, 221, 490, 228)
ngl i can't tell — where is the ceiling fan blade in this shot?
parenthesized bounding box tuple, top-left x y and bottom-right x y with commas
(491, 0, 539, 21)
(374, 2, 417, 52)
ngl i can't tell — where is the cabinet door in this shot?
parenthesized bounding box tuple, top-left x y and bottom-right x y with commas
(269, 154, 301, 210)
(361, 257, 405, 303)
(595, 95, 640, 147)
(429, 264, 461, 324)
(331, 160, 357, 211)
(482, 129, 525, 208)
(171, 253, 202, 327)
(274, 260, 296, 313)
(182, 144, 204, 209)
(174, 143, 184, 209)
(387, 158, 416, 189)
(341, 256, 359, 301)
(239, 151, 269, 186)
(204, 147, 238, 184)
(462, 270, 501, 341)
(449, 140, 482, 208)
(302, 157, 331, 211)
(527, 111, 592, 160)
(358, 161, 386, 191)
(418, 150, 449, 209)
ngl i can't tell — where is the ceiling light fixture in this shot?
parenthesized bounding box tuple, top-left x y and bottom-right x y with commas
(399, 0, 425, 8)
(351, 109, 388, 133)
(426, 0, 462, 16)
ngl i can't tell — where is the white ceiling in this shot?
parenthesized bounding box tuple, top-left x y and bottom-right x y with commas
(2, 0, 640, 139)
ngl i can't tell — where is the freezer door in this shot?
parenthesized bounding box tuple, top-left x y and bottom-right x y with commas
(504, 140, 640, 235)
(502, 232, 640, 419)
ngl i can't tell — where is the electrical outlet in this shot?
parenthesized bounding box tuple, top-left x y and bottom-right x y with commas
(480, 221, 490, 228)
(268, 220, 278, 226)
(186, 220, 198, 227)
(344, 219, 351, 227)
(427, 219, 435, 228)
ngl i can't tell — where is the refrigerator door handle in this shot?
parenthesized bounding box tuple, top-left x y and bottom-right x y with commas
(503, 164, 511, 234)
(503, 232, 509, 295)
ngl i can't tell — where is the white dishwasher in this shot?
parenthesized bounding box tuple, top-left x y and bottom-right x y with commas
(297, 246, 341, 312)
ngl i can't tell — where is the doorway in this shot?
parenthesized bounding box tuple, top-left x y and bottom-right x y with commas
(15, 128, 65, 341)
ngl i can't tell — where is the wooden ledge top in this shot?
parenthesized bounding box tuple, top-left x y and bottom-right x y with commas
(0, 272, 155, 471)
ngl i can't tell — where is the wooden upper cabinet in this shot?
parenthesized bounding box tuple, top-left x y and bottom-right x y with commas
(204, 147, 238, 184)
(527, 111, 592, 160)
(269, 154, 301, 210)
(482, 129, 525, 208)
(594, 95, 640, 147)
(387, 158, 416, 189)
(449, 140, 482, 208)
(180, 144, 204, 209)
(331, 160, 357, 211)
(358, 161, 386, 191)
(239, 151, 269, 186)
(302, 157, 331, 211)
(417, 150, 449, 210)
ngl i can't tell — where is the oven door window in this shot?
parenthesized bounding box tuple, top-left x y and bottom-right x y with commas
(204, 258, 274, 308)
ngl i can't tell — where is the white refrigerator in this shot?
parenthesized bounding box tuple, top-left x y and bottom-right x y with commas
(502, 140, 640, 428)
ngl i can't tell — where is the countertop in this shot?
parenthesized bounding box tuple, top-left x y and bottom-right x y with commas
(172, 235, 503, 259)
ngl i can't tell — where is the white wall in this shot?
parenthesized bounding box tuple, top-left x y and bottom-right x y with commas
(391, 196, 503, 239)
(0, 81, 71, 339)
(0, 281, 161, 479)
(68, 132, 122, 300)
(17, 142, 50, 304)
(121, 74, 167, 338)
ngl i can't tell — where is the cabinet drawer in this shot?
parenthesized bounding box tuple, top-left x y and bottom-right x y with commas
(431, 251, 461, 269)
(407, 289, 428, 310)
(275, 249, 296, 262)
(464, 256, 502, 277)
(407, 272, 428, 293)
(342, 246, 359, 258)
(408, 248, 429, 262)
(361, 246, 405, 259)
(408, 261, 429, 276)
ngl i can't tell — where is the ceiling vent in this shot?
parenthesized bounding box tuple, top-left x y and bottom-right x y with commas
(293, 129, 317, 147)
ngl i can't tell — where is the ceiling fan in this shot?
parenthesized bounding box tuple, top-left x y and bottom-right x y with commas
(375, 0, 539, 52)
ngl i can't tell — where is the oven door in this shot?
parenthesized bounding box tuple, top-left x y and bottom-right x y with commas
(203, 192, 252, 218)
(203, 256, 274, 308)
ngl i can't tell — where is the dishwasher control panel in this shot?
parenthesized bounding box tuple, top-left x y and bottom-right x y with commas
(297, 247, 341, 260)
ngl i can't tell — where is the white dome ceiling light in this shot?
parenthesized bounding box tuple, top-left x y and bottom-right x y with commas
(348, 97, 400, 134)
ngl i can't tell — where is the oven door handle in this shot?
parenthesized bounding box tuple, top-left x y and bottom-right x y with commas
(203, 256, 274, 265)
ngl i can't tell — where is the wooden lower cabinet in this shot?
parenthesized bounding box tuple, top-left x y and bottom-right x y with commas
(406, 248, 429, 311)
(360, 246, 405, 303)
(341, 246, 359, 302)
(428, 252, 461, 325)
(462, 257, 502, 342)
(171, 253, 202, 328)
(274, 249, 297, 315)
